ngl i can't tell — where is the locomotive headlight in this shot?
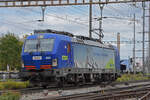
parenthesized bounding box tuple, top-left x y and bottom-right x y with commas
(52, 59, 57, 67)
(22, 63, 24, 68)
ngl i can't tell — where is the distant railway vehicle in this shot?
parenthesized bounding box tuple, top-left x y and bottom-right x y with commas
(120, 59, 133, 73)
(19, 29, 120, 87)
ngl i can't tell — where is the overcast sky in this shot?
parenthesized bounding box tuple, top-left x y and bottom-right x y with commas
(0, 2, 150, 63)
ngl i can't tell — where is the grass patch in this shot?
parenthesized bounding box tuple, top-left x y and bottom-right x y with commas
(116, 73, 150, 82)
(0, 91, 20, 100)
(0, 80, 29, 90)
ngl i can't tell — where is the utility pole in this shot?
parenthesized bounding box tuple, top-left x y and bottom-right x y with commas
(89, 0, 92, 38)
(148, 2, 150, 72)
(142, 1, 145, 73)
(99, 3, 104, 41)
(37, 6, 46, 22)
(117, 33, 120, 53)
(133, 13, 136, 74)
(41, 6, 46, 21)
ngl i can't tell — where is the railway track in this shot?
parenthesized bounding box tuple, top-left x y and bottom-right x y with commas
(17, 79, 150, 94)
(140, 91, 150, 100)
(64, 86, 150, 100)
(1, 80, 150, 100)
(0, 83, 101, 95)
(33, 81, 150, 100)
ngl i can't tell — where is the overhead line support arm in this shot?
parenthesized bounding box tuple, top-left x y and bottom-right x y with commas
(0, 0, 149, 7)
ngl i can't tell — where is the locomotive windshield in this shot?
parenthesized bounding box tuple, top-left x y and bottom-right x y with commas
(24, 38, 54, 52)
(39, 39, 54, 52)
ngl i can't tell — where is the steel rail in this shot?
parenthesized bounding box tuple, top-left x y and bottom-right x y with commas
(70, 87, 150, 100)
(139, 91, 150, 100)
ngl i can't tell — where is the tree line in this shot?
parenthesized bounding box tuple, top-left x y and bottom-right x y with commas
(0, 33, 23, 71)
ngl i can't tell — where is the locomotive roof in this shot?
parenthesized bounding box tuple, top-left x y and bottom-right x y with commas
(29, 29, 114, 50)
(26, 33, 71, 41)
(34, 29, 74, 37)
(72, 37, 113, 49)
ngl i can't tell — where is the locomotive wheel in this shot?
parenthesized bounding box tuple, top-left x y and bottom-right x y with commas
(41, 82, 48, 89)
(42, 85, 47, 89)
(74, 81, 79, 86)
(56, 77, 65, 88)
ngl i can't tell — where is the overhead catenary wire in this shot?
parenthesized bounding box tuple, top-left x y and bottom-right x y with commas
(70, 6, 89, 16)
(25, 7, 89, 28)
(0, 20, 34, 32)
(108, 5, 128, 16)
(103, 40, 150, 44)
(46, 7, 89, 24)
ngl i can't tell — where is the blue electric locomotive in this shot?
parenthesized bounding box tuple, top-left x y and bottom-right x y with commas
(20, 29, 120, 86)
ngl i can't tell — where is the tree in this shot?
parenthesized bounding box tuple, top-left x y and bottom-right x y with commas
(0, 33, 23, 71)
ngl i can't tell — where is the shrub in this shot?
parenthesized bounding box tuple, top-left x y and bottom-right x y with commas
(2, 81, 16, 89)
(0, 84, 4, 90)
(0, 91, 20, 100)
(116, 74, 150, 82)
(0, 80, 29, 90)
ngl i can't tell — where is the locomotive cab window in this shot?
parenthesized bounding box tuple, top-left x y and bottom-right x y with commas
(39, 38, 54, 52)
(24, 39, 38, 52)
(24, 38, 55, 52)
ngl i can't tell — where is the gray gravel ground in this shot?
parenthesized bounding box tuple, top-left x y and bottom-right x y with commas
(20, 81, 150, 100)
(20, 91, 59, 100)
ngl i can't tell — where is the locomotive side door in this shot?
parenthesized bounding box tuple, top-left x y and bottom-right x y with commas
(64, 42, 72, 67)
(66, 42, 73, 67)
(59, 41, 73, 68)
